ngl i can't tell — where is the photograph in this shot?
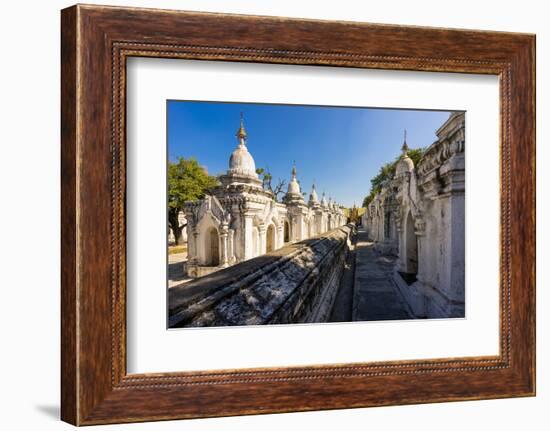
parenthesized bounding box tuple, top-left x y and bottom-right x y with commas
(167, 101, 466, 328)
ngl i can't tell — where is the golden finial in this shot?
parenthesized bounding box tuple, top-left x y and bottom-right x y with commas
(236, 112, 247, 143)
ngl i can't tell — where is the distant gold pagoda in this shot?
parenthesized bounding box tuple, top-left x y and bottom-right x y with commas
(346, 203, 365, 224)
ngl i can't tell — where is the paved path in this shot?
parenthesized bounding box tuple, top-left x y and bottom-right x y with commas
(168, 252, 191, 288)
(352, 229, 413, 321)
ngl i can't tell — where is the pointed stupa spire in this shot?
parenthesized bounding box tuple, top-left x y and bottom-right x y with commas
(228, 113, 258, 178)
(236, 112, 247, 146)
(287, 161, 301, 196)
(309, 180, 319, 204)
(321, 191, 328, 207)
(396, 128, 414, 176)
(401, 129, 409, 156)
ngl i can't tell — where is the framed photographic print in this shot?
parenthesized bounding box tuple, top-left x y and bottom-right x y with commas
(61, 4, 535, 425)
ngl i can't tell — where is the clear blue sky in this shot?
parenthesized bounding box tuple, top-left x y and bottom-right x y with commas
(167, 100, 452, 208)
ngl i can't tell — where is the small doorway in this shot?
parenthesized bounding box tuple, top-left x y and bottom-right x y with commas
(284, 221, 290, 243)
(405, 211, 418, 274)
(205, 227, 220, 266)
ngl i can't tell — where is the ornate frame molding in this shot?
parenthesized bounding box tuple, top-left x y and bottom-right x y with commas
(61, 4, 535, 425)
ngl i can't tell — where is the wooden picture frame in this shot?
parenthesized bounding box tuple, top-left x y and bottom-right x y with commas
(61, 4, 535, 425)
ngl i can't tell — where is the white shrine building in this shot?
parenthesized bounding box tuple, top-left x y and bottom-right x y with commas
(184, 117, 347, 278)
(361, 112, 466, 317)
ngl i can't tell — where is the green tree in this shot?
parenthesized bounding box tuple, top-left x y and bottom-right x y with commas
(406, 148, 424, 167)
(168, 157, 219, 245)
(256, 167, 286, 201)
(362, 190, 377, 208)
(362, 148, 425, 208)
(370, 161, 397, 193)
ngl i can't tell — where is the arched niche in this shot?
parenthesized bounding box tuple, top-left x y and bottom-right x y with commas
(266, 224, 276, 253)
(284, 220, 290, 243)
(204, 227, 220, 266)
(404, 210, 418, 275)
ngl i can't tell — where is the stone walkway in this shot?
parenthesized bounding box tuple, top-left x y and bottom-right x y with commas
(352, 228, 413, 321)
(168, 252, 191, 288)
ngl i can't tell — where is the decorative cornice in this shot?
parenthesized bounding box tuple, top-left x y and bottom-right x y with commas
(417, 114, 465, 178)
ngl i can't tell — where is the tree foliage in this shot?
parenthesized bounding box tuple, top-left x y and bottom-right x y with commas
(168, 157, 219, 244)
(362, 190, 377, 208)
(406, 148, 424, 167)
(369, 161, 397, 193)
(362, 148, 424, 208)
(256, 167, 286, 201)
(169, 157, 219, 207)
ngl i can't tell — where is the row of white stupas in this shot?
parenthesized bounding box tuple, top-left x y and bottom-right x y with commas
(183, 115, 347, 278)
